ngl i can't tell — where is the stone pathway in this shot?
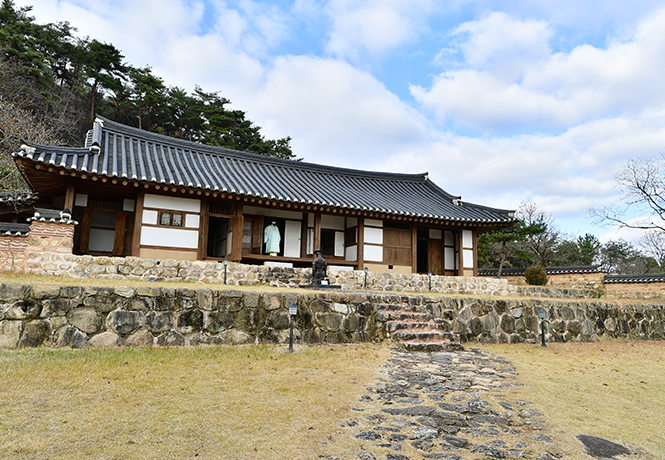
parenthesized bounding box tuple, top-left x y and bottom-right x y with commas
(333, 347, 564, 460)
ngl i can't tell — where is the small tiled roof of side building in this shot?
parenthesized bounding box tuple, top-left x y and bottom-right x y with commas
(13, 116, 517, 225)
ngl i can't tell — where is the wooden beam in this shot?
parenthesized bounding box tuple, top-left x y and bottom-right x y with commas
(411, 222, 418, 274)
(198, 198, 209, 261)
(356, 217, 364, 271)
(64, 182, 75, 212)
(313, 212, 322, 252)
(231, 204, 244, 262)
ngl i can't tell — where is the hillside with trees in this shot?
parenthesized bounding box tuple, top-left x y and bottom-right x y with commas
(0, 0, 296, 192)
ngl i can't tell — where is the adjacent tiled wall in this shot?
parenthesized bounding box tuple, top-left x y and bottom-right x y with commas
(0, 222, 74, 274)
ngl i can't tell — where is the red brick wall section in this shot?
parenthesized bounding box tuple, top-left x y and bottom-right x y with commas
(0, 222, 75, 275)
(0, 236, 28, 273)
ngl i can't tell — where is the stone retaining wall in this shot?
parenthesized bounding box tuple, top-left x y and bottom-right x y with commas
(16, 253, 598, 299)
(1, 283, 662, 349)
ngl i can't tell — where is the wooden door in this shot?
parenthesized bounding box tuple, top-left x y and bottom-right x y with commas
(428, 239, 443, 275)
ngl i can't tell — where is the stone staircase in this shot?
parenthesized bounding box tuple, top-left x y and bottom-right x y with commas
(375, 303, 464, 352)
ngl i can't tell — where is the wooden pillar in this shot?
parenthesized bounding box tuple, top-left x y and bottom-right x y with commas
(300, 214, 308, 258)
(80, 207, 93, 254)
(230, 204, 243, 262)
(131, 191, 144, 257)
(457, 231, 464, 277)
(313, 212, 321, 252)
(198, 198, 209, 261)
(411, 222, 418, 274)
(472, 231, 478, 277)
(64, 182, 75, 211)
(112, 211, 127, 256)
(357, 217, 365, 270)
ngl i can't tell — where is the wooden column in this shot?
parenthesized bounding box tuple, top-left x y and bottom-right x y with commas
(357, 217, 365, 270)
(80, 207, 93, 254)
(131, 191, 144, 257)
(411, 223, 418, 274)
(313, 212, 321, 252)
(231, 204, 243, 262)
(198, 198, 209, 261)
(64, 182, 75, 211)
(112, 211, 127, 256)
(300, 214, 308, 258)
(472, 231, 478, 277)
(457, 231, 464, 277)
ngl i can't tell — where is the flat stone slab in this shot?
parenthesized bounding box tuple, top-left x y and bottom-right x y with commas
(577, 434, 632, 458)
(324, 348, 567, 460)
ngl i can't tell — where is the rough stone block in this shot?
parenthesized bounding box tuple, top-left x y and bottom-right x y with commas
(67, 307, 103, 334)
(0, 320, 22, 348)
(177, 309, 204, 333)
(126, 329, 154, 347)
(156, 330, 186, 346)
(18, 320, 52, 347)
(316, 312, 343, 332)
(4, 299, 42, 320)
(217, 329, 253, 344)
(55, 326, 88, 348)
(106, 310, 144, 336)
(207, 311, 235, 333)
(145, 311, 174, 333)
(88, 331, 124, 347)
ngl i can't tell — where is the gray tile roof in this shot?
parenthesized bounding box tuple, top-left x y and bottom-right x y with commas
(478, 265, 604, 276)
(27, 208, 78, 225)
(0, 222, 30, 236)
(0, 189, 38, 207)
(603, 273, 665, 284)
(14, 116, 516, 225)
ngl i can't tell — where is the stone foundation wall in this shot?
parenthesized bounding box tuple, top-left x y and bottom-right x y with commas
(604, 282, 665, 301)
(12, 254, 598, 300)
(1, 283, 663, 349)
(498, 272, 604, 291)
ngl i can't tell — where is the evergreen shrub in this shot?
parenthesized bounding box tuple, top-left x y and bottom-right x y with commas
(525, 265, 549, 286)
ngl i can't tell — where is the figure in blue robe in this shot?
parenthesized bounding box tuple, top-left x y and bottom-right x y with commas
(264, 222, 281, 256)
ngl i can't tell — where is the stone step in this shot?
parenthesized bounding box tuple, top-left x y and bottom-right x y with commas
(394, 329, 460, 342)
(393, 330, 452, 341)
(375, 311, 432, 322)
(400, 341, 465, 352)
(374, 303, 421, 312)
(384, 321, 433, 332)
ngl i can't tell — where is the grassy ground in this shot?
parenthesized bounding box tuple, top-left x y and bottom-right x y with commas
(481, 340, 665, 459)
(0, 344, 390, 460)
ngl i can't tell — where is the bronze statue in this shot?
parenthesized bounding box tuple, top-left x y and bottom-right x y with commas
(312, 249, 327, 285)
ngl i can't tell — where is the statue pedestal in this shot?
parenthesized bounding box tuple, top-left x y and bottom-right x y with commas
(299, 284, 342, 290)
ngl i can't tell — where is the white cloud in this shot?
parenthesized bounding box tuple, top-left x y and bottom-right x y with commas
(382, 109, 665, 219)
(324, 0, 437, 61)
(239, 55, 429, 169)
(412, 8, 665, 133)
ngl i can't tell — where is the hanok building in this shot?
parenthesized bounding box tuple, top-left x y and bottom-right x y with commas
(12, 117, 516, 276)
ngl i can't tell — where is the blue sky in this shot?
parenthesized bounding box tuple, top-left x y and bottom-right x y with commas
(17, 0, 665, 243)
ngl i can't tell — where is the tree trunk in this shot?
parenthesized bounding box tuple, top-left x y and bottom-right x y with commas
(89, 80, 98, 127)
(497, 241, 507, 278)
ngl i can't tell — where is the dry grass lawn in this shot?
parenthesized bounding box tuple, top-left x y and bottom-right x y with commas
(481, 340, 665, 459)
(0, 344, 390, 460)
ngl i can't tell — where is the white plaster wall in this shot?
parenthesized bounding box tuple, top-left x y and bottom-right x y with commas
(321, 215, 345, 230)
(144, 194, 201, 213)
(364, 244, 383, 262)
(140, 226, 199, 249)
(462, 230, 473, 248)
(142, 210, 158, 225)
(244, 206, 302, 221)
(364, 227, 383, 245)
(346, 245, 358, 262)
